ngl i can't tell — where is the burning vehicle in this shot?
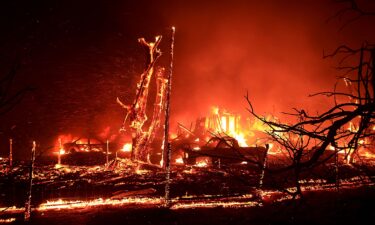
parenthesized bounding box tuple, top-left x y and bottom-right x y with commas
(178, 136, 269, 167)
(57, 137, 120, 165)
(62, 137, 107, 153)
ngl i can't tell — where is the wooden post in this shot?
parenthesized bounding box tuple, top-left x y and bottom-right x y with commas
(163, 27, 175, 206)
(164, 143, 172, 206)
(24, 141, 36, 221)
(9, 138, 13, 169)
(106, 140, 109, 165)
(58, 138, 62, 165)
(335, 148, 339, 192)
(258, 144, 270, 189)
(88, 138, 91, 151)
(162, 27, 175, 169)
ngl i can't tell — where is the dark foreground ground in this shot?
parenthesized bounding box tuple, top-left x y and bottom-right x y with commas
(7, 186, 374, 225)
(1, 155, 374, 225)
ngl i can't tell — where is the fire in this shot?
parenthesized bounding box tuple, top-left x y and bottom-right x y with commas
(117, 36, 166, 162)
(195, 157, 210, 167)
(205, 106, 249, 147)
(361, 151, 375, 159)
(170, 200, 259, 209)
(59, 148, 66, 155)
(54, 164, 63, 169)
(196, 161, 208, 167)
(171, 133, 178, 139)
(267, 143, 281, 155)
(220, 116, 227, 132)
(37, 197, 162, 211)
(175, 157, 184, 164)
(122, 143, 132, 152)
(135, 169, 150, 175)
(233, 133, 248, 147)
(160, 159, 163, 167)
(348, 122, 359, 132)
(0, 218, 16, 223)
(176, 106, 277, 152)
(212, 106, 219, 115)
(0, 206, 23, 214)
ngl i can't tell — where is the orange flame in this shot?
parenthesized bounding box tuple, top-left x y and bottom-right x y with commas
(121, 143, 132, 152)
(175, 157, 184, 164)
(59, 148, 66, 155)
(195, 157, 210, 167)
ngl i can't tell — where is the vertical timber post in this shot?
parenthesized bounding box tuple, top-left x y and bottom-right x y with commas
(335, 147, 339, 192)
(58, 138, 62, 165)
(106, 139, 109, 165)
(163, 26, 175, 206)
(24, 141, 36, 221)
(9, 138, 13, 169)
(165, 143, 172, 205)
(258, 144, 270, 189)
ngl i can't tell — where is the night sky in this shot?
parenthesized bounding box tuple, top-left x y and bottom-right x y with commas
(0, 0, 374, 158)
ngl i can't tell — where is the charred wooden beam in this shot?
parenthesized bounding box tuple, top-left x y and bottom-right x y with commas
(164, 27, 175, 206)
(24, 141, 36, 221)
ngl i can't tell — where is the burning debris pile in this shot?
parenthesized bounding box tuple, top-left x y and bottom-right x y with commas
(169, 106, 271, 168)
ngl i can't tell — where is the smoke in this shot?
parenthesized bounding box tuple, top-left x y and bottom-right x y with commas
(156, 0, 375, 125)
(162, 0, 336, 124)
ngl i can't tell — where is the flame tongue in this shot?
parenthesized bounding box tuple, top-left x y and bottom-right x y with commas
(204, 106, 250, 147)
(122, 143, 132, 152)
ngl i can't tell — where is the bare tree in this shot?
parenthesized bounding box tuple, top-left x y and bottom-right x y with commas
(117, 36, 164, 162)
(245, 0, 375, 195)
(327, 0, 375, 31)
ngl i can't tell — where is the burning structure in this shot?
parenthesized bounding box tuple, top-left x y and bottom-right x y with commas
(114, 34, 269, 168)
(117, 35, 168, 164)
(170, 107, 269, 167)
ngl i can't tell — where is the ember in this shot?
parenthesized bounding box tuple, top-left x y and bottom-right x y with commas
(37, 197, 163, 211)
(0, 218, 16, 223)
